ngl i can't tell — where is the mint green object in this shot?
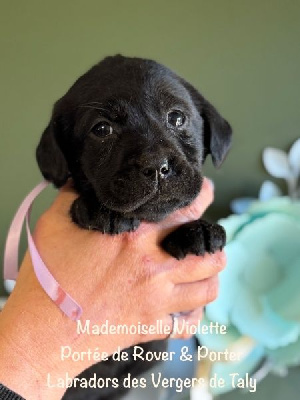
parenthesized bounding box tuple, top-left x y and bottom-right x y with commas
(196, 197, 300, 395)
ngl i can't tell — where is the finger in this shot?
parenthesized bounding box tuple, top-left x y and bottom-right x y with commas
(144, 313, 178, 341)
(176, 307, 204, 339)
(167, 250, 226, 284)
(182, 306, 204, 323)
(158, 307, 204, 340)
(49, 179, 79, 215)
(178, 306, 204, 321)
(170, 275, 219, 313)
(171, 307, 204, 339)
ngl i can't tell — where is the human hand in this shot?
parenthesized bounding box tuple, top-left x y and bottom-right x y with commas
(34, 177, 224, 340)
(0, 177, 225, 400)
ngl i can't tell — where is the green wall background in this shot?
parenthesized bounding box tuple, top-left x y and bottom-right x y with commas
(1, 0, 300, 294)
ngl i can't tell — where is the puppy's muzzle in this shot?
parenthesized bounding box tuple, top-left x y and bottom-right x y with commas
(105, 156, 176, 213)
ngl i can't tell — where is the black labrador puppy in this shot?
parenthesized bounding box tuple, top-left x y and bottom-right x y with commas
(36, 55, 232, 399)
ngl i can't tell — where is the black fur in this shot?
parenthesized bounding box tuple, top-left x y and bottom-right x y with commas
(36, 55, 232, 400)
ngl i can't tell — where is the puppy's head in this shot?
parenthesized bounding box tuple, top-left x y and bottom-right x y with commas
(37, 55, 232, 221)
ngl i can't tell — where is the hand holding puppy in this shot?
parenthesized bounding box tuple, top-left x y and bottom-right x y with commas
(0, 177, 225, 400)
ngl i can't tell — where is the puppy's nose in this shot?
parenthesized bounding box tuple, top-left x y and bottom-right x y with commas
(159, 160, 171, 178)
(141, 160, 171, 179)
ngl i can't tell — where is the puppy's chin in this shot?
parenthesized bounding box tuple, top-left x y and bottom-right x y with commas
(102, 194, 157, 215)
(94, 172, 203, 221)
(98, 183, 159, 214)
(105, 199, 187, 221)
(105, 185, 202, 221)
(123, 197, 195, 221)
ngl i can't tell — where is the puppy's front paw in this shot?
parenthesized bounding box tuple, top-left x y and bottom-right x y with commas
(161, 219, 226, 260)
(70, 197, 140, 234)
(108, 214, 140, 235)
(70, 197, 93, 229)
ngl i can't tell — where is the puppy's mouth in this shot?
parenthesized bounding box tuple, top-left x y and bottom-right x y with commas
(95, 169, 202, 220)
(100, 176, 160, 214)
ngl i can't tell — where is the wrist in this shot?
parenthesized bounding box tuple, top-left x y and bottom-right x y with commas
(0, 253, 117, 400)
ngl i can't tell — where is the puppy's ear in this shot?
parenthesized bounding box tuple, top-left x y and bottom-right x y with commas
(183, 81, 232, 167)
(36, 118, 69, 187)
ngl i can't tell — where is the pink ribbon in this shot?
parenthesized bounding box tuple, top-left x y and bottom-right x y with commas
(3, 181, 82, 320)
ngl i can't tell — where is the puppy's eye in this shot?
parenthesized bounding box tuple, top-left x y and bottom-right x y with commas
(91, 121, 113, 137)
(167, 111, 186, 128)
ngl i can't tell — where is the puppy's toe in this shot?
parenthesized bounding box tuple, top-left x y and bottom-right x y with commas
(161, 219, 226, 259)
(109, 216, 140, 234)
(207, 224, 226, 253)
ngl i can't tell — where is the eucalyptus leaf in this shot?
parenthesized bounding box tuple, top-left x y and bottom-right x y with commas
(288, 138, 300, 177)
(259, 181, 282, 201)
(230, 198, 256, 214)
(263, 148, 292, 179)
